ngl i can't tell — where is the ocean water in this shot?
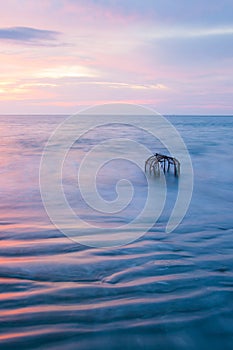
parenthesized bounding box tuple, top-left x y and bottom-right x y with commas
(0, 115, 233, 349)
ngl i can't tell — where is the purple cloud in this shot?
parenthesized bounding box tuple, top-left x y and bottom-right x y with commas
(0, 27, 60, 43)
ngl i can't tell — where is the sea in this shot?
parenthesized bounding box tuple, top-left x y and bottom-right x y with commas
(0, 114, 232, 349)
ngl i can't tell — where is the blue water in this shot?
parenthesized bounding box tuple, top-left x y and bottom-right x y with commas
(0, 115, 233, 349)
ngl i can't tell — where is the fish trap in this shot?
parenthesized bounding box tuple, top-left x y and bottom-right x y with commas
(145, 153, 180, 176)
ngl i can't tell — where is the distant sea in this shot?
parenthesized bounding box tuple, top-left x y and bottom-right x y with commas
(0, 115, 233, 349)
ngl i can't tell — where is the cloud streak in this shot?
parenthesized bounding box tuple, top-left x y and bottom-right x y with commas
(146, 26, 233, 40)
(0, 27, 60, 44)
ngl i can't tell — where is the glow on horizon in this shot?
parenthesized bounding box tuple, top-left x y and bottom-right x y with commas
(36, 66, 99, 79)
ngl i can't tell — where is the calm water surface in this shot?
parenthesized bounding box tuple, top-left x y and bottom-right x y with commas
(0, 115, 233, 349)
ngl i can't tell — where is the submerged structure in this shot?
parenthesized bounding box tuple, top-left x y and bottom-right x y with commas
(145, 153, 180, 177)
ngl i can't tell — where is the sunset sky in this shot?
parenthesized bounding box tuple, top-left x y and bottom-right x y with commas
(0, 0, 232, 114)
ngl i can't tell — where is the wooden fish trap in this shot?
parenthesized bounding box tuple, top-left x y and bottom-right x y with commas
(145, 153, 180, 176)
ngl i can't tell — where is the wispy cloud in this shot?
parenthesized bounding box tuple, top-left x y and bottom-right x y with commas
(0, 26, 60, 44)
(75, 82, 168, 90)
(146, 26, 233, 40)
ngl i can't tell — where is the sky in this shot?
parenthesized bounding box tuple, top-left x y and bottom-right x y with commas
(0, 0, 232, 115)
